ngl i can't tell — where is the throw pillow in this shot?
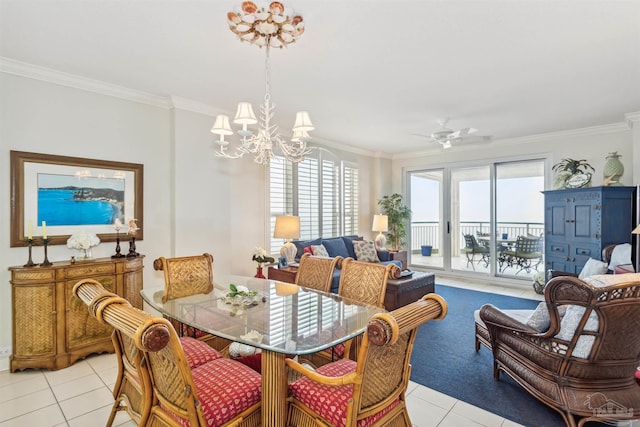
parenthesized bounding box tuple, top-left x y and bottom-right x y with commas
(525, 302, 551, 332)
(578, 258, 608, 279)
(352, 240, 380, 263)
(608, 243, 632, 271)
(303, 246, 313, 255)
(311, 244, 329, 257)
(321, 237, 350, 258)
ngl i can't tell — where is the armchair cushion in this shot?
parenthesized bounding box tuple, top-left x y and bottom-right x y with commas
(352, 240, 380, 263)
(289, 358, 399, 427)
(578, 257, 608, 279)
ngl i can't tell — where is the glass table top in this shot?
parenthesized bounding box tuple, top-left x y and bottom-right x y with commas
(141, 275, 385, 356)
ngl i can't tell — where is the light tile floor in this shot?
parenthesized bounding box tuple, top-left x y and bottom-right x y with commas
(0, 279, 635, 427)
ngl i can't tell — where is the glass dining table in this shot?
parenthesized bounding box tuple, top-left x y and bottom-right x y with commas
(141, 275, 385, 427)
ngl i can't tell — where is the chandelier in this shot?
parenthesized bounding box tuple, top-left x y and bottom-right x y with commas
(211, 1, 314, 165)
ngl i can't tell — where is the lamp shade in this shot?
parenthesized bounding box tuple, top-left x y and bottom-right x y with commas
(633, 224, 640, 234)
(233, 102, 258, 125)
(274, 215, 300, 240)
(211, 115, 233, 135)
(292, 111, 314, 132)
(372, 214, 388, 232)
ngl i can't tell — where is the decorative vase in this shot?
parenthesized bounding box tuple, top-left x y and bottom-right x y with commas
(254, 266, 265, 279)
(603, 152, 623, 186)
(81, 248, 93, 260)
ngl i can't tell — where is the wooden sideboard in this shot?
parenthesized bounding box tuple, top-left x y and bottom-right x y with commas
(8, 256, 144, 372)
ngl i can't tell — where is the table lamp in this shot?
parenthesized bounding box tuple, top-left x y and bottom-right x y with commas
(372, 214, 388, 251)
(274, 215, 300, 263)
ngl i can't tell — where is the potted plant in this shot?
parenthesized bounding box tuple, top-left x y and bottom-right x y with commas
(551, 158, 594, 189)
(377, 193, 412, 251)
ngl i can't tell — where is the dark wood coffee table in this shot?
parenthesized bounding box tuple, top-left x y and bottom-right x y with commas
(384, 271, 435, 311)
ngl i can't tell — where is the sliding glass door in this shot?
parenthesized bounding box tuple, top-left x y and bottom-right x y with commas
(408, 159, 545, 281)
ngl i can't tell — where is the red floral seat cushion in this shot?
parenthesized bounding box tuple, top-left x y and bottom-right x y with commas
(166, 357, 262, 427)
(289, 359, 399, 427)
(179, 337, 223, 368)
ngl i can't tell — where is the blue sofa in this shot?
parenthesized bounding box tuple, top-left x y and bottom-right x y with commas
(292, 235, 402, 293)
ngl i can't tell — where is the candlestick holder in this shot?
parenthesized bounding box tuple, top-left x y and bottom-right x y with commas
(24, 238, 36, 267)
(112, 232, 125, 258)
(126, 236, 139, 258)
(41, 238, 53, 266)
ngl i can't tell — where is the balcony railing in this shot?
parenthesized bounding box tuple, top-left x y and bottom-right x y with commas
(411, 221, 544, 254)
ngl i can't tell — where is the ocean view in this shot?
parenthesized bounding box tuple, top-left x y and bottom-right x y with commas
(38, 189, 121, 226)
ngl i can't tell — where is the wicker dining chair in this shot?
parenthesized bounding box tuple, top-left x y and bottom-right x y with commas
(73, 279, 225, 426)
(295, 253, 342, 292)
(304, 258, 401, 367)
(153, 253, 232, 350)
(73, 279, 262, 427)
(286, 294, 448, 427)
(153, 253, 214, 302)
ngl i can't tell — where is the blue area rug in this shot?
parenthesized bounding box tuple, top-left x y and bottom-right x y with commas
(410, 285, 608, 427)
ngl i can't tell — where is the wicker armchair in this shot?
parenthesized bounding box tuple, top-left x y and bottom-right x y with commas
(295, 253, 342, 293)
(73, 279, 262, 427)
(478, 274, 640, 427)
(286, 294, 448, 427)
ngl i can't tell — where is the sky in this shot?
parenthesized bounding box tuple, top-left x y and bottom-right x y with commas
(410, 176, 544, 224)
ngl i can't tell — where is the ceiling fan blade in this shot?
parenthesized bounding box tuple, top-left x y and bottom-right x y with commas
(449, 127, 478, 139)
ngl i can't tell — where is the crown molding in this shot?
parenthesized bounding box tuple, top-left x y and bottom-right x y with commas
(170, 96, 221, 117)
(0, 57, 172, 108)
(625, 111, 640, 126)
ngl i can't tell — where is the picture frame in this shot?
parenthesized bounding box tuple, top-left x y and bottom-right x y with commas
(10, 151, 144, 247)
(277, 256, 288, 268)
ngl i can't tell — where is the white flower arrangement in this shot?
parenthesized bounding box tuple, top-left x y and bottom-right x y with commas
(532, 272, 545, 285)
(67, 232, 100, 250)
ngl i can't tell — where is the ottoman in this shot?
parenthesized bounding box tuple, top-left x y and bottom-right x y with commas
(384, 271, 435, 311)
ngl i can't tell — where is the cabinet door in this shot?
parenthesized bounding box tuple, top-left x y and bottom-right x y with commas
(65, 276, 116, 351)
(13, 284, 56, 357)
(545, 193, 568, 241)
(571, 194, 600, 243)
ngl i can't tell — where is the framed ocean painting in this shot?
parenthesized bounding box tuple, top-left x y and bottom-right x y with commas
(10, 151, 143, 247)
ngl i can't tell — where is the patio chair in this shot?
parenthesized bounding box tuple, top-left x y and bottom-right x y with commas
(463, 234, 490, 270)
(295, 252, 342, 293)
(498, 234, 542, 274)
(73, 279, 225, 426)
(286, 294, 448, 427)
(73, 279, 262, 427)
(477, 273, 640, 427)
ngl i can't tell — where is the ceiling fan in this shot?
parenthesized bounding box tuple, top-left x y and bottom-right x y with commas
(414, 118, 491, 149)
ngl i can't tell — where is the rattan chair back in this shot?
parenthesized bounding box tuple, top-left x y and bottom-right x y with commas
(73, 279, 261, 427)
(286, 294, 448, 427)
(73, 279, 159, 426)
(295, 253, 342, 292)
(338, 258, 400, 307)
(153, 253, 214, 302)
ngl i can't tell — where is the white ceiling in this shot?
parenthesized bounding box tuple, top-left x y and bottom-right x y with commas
(2, 0, 639, 155)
